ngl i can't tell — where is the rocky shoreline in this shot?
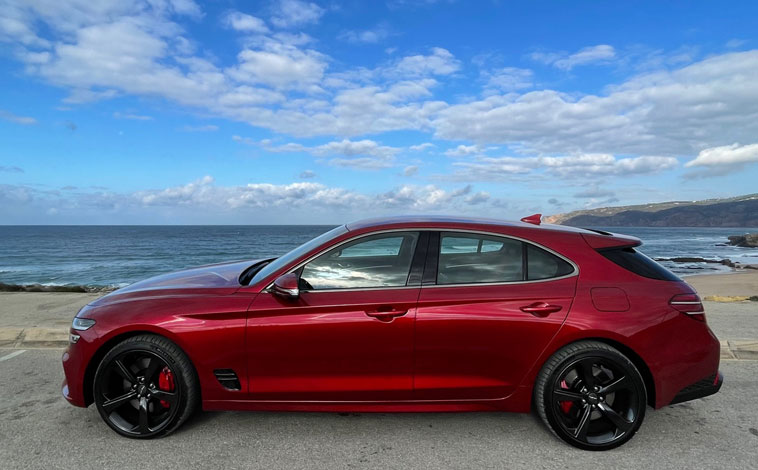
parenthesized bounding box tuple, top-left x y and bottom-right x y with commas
(653, 257, 758, 270)
(0, 282, 117, 293)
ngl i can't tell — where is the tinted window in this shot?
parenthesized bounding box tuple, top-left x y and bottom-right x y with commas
(250, 225, 348, 285)
(437, 233, 523, 284)
(300, 232, 419, 290)
(527, 245, 574, 280)
(339, 237, 403, 257)
(599, 247, 680, 281)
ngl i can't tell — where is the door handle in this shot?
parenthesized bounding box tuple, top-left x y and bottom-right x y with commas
(364, 308, 408, 322)
(520, 302, 562, 317)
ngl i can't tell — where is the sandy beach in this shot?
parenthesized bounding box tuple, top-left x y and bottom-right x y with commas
(684, 270, 758, 298)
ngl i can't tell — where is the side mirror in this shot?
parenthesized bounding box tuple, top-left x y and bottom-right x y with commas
(272, 272, 300, 299)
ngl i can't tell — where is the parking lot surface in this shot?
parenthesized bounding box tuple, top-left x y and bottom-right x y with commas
(1, 349, 757, 470)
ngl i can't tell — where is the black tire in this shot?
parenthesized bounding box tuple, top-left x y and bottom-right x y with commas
(534, 341, 647, 450)
(93, 334, 199, 438)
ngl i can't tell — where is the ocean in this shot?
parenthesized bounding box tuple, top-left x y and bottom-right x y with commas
(1, 225, 757, 289)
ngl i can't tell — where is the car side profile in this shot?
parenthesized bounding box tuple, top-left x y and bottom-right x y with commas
(62, 215, 722, 450)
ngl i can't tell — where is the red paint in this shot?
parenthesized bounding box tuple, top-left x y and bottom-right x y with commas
(62, 216, 721, 416)
(590, 287, 630, 312)
(520, 213, 542, 225)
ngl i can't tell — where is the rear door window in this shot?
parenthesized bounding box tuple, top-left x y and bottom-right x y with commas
(437, 233, 523, 284)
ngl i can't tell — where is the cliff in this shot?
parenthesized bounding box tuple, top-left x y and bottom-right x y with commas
(546, 194, 758, 227)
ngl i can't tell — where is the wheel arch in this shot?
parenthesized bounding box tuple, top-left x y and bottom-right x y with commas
(540, 336, 657, 408)
(82, 328, 200, 406)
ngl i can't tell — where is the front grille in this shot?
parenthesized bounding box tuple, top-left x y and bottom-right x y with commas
(213, 369, 241, 391)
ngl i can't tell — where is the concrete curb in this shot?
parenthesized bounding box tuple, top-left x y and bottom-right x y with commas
(1, 327, 758, 360)
(0, 327, 69, 349)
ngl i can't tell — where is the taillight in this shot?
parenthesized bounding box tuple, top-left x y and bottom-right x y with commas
(670, 293, 705, 322)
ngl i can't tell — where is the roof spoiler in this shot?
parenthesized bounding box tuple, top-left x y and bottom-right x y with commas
(582, 232, 642, 250)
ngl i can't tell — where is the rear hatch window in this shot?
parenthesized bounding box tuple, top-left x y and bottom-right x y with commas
(599, 247, 681, 281)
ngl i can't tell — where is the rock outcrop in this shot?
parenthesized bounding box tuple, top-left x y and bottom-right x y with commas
(728, 233, 758, 247)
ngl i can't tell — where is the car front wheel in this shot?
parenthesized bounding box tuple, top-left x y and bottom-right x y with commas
(93, 334, 199, 438)
(535, 341, 647, 450)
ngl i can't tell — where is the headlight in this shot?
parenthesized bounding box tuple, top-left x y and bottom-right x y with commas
(72, 317, 96, 331)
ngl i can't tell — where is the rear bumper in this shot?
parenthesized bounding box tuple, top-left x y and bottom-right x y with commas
(669, 371, 723, 405)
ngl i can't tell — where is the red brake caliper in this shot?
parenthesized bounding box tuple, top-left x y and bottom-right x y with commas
(158, 366, 175, 408)
(559, 379, 573, 414)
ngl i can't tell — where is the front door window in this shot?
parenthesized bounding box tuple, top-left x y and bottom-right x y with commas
(299, 232, 419, 290)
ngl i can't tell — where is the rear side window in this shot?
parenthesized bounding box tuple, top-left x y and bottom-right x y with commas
(438, 233, 523, 284)
(527, 245, 574, 280)
(436, 232, 576, 285)
(599, 247, 680, 281)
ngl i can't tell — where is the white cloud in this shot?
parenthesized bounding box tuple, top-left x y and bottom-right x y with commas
(445, 144, 482, 157)
(435, 51, 758, 156)
(265, 139, 401, 169)
(228, 42, 327, 90)
(339, 24, 391, 44)
(232, 135, 256, 145)
(223, 11, 269, 34)
(299, 170, 316, 179)
(391, 47, 460, 77)
(113, 111, 153, 120)
(465, 191, 490, 205)
(483, 67, 533, 91)
(531, 44, 616, 70)
(313, 139, 399, 158)
(685, 143, 758, 168)
(410, 143, 434, 151)
(0, 109, 37, 125)
(726, 39, 747, 49)
(377, 184, 473, 210)
(1, 176, 486, 216)
(270, 0, 324, 28)
(452, 154, 678, 181)
(403, 165, 419, 176)
(573, 187, 616, 198)
(4, 1, 758, 169)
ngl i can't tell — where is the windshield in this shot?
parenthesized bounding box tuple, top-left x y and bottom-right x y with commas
(248, 225, 349, 286)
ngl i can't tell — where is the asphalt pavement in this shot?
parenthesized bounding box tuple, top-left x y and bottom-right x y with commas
(1, 348, 757, 470)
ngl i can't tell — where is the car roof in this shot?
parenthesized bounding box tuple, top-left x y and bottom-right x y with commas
(345, 215, 596, 235)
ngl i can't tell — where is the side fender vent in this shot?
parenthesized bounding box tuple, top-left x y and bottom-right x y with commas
(213, 369, 241, 391)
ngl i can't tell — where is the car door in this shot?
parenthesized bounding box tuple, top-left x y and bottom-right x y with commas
(414, 231, 578, 400)
(245, 231, 426, 402)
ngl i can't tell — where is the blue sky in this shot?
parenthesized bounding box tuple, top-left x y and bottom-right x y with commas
(1, 0, 758, 224)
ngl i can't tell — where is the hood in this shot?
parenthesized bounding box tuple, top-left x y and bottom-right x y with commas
(88, 259, 262, 307)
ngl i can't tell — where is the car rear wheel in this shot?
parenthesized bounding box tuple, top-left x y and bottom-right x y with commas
(535, 341, 647, 450)
(93, 334, 199, 438)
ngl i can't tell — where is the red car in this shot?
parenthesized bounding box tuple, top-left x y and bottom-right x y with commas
(62, 215, 722, 450)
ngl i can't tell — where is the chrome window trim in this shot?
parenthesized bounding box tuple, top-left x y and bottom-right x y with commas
(263, 227, 579, 292)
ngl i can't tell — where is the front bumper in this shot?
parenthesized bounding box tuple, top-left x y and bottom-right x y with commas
(669, 371, 723, 405)
(61, 328, 98, 408)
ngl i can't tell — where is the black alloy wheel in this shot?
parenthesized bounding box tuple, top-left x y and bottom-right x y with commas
(93, 334, 199, 438)
(535, 341, 647, 450)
